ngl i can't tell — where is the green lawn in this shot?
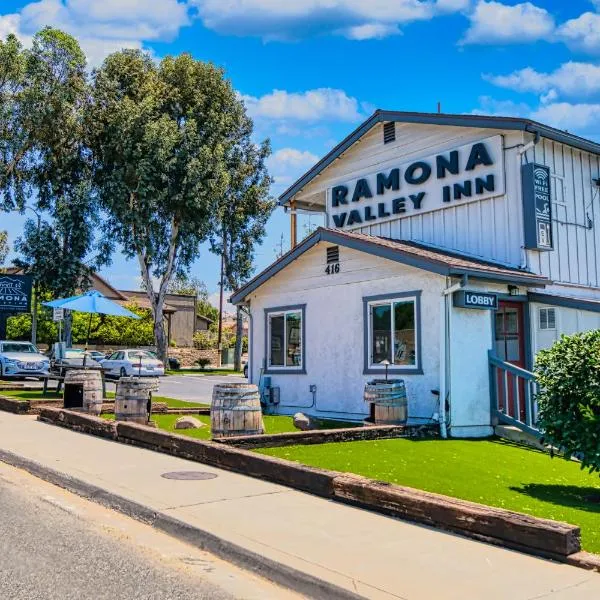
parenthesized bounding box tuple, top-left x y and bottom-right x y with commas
(166, 369, 243, 376)
(257, 438, 600, 554)
(0, 389, 208, 408)
(101, 413, 300, 440)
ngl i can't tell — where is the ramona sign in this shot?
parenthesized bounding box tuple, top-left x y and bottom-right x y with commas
(328, 136, 504, 229)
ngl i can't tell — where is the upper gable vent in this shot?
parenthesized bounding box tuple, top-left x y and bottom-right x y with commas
(383, 121, 396, 144)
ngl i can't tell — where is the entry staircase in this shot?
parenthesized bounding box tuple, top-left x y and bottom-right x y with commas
(488, 350, 542, 441)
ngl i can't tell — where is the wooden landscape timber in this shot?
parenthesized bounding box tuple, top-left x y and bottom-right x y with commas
(36, 407, 588, 564)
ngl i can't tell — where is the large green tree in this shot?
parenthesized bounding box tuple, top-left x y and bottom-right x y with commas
(209, 137, 273, 370)
(0, 29, 108, 344)
(88, 50, 267, 362)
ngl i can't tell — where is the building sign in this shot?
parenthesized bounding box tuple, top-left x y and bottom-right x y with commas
(522, 163, 553, 250)
(53, 307, 64, 321)
(328, 136, 504, 229)
(0, 275, 32, 313)
(453, 290, 498, 310)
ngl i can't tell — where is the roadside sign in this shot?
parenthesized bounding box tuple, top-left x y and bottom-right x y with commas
(53, 307, 64, 321)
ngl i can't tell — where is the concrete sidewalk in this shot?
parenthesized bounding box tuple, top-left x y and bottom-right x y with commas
(1, 412, 599, 600)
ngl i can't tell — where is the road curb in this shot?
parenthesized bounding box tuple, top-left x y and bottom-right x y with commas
(0, 448, 363, 600)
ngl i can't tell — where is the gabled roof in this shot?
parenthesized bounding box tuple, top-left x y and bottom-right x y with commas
(230, 228, 549, 304)
(278, 110, 600, 206)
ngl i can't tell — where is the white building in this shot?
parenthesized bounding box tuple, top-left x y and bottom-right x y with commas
(231, 111, 600, 438)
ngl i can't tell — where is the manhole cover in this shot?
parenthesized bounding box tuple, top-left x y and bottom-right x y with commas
(161, 471, 218, 481)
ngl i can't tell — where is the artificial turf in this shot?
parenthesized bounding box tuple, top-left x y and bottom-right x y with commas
(257, 437, 600, 554)
(0, 389, 208, 408)
(101, 413, 301, 440)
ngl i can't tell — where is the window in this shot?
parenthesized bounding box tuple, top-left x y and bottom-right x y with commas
(364, 292, 421, 374)
(265, 305, 305, 372)
(539, 307, 556, 330)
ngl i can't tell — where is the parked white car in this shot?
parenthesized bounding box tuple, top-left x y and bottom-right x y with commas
(0, 341, 50, 379)
(100, 349, 165, 378)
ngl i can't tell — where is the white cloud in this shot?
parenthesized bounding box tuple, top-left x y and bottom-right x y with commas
(0, 0, 190, 66)
(191, 0, 467, 41)
(557, 12, 600, 54)
(241, 88, 368, 122)
(471, 96, 600, 140)
(267, 148, 320, 188)
(470, 95, 532, 117)
(484, 62, 600, 98)
(531, 102, 600, 135)
(341, 23, 401, 41)
(461, 1, 555, 45)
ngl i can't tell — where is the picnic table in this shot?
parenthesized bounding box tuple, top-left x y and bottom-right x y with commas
(43, 363, 107, 397)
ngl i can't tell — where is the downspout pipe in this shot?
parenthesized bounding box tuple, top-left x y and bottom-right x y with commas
(239, 303, 252, 383)
(439, 275, 468, 439)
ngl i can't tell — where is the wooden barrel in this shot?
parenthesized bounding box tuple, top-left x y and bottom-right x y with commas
(115, 377, 159, 424)
(63, 369, 103, 416)
(211, 383, 264, 438)
(364, 379, 408, 425)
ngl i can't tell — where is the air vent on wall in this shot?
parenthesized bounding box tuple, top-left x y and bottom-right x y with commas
(539, 307, 556, 330)
(383, 121, 396, 144)
(326, 245, 340, 264)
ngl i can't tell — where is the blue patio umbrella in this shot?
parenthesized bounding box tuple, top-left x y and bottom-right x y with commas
(43, 290, 140, 346)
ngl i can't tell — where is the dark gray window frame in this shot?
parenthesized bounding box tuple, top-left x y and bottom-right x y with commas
(264, 304, 306, 375)
(363, 291, 423, 375)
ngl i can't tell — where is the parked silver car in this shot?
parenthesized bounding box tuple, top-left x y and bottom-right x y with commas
(0, 341, 50, 379)
(100, 349, 165, 378)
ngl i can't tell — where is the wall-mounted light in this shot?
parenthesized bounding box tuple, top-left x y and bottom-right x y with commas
(508, 285, 519, 296)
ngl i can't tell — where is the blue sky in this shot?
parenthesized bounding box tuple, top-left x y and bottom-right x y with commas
(1, 0, 599, 307)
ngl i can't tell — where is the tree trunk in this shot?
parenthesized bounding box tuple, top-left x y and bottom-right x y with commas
(137, 220, 179, 367)
(234, 306, 243, 371)
(154, 313, 168, 365)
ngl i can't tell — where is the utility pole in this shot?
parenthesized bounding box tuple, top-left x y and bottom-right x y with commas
(217, 253, 224, 367)
(274, 233, 285, 259)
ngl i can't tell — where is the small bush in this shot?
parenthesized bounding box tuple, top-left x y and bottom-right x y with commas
(196, 357, 211, 370)
(535, 330, 600, 474)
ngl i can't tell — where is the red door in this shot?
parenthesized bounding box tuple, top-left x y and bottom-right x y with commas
(494, 302, 526, 420)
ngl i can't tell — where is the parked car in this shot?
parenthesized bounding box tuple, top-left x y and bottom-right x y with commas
(46, 347, 102, 371)
(88, 350, 107, 363)
(100, 349, 165, 378)
(0, 341, 50, 380)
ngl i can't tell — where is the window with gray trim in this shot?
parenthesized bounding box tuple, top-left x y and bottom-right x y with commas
(538, 307, 556, 330)
(366, 294, 420, 371)
(267, 308, 303, 369)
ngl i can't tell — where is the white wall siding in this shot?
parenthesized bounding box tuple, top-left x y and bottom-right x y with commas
(248, 243, 445, 421)
(530, 302, 600, 356)
(295, 122, 527, 267)
(526, 139, 600, 289)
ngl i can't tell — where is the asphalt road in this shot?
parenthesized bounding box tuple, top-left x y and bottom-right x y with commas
(80, 373, 247, 404)
(155, 374, 247, 402)
(0, 462, 299, 600)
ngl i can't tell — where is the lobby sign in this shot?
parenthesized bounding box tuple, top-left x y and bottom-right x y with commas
(522, 163, 553, 251)
(453, 290, 498, 310)
(0, 275, 32, 313)
(328, 136, 504, 229)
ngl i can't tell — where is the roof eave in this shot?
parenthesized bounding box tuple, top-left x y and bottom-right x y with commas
(278, 111, 600, 207)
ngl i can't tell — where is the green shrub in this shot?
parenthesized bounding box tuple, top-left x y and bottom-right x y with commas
(535, 330, 600, 474)
(196, 357, 211, 370)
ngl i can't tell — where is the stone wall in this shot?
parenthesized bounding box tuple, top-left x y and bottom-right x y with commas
(168, 347, 247, 368)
